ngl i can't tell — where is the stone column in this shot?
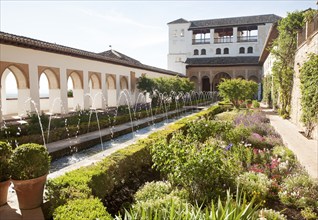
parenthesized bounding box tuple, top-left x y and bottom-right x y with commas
(198, 72, 202, 91)
(59, 68, 69, 114)
(83, 70, 90, 109)
(101, 73, 107, 109)
(116, 74, 121, 106)
(233, 27, 238, 43)
(28, 64, 40, 114)
(210, 29, 214, 45)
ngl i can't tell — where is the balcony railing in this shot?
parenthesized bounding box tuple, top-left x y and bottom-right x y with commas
(237, 36, 258, 42)
(214, 36, 233, 44)
(192, 38, 210, 44)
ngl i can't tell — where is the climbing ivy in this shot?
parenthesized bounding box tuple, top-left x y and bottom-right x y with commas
(262, 75, 272, 107)
(270, 11, 305, 118)
(300, 53, 318, 138)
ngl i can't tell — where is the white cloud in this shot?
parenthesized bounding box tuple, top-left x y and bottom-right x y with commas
(77, 8, 162, 30)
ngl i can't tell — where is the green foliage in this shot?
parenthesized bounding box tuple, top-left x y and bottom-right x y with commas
(301, 207, 318, 220)
(137, 75, 194, 97)
(67, 89, 73, 97)
(252, 100, 260, 108)
(53, 198, 112, 220)
(278, 173, 318, 209)
(118, 189, 260, 220)
(46, 104, 226, 216)
(10, 143, 50, 180)
(271, 11, 305, 117)
(134, 181, 173, 202)
(300, 53, 318, 138)
(237, 171, 272, 204)
(258, 208, 287, 220)
(46, 142, 153, 212)
(151, 131, 242, 203)
(186, 119, 233, 143)
(262, 75, 273, 107)
(218, 79, 258, 108)
(0, 142, 13, 181)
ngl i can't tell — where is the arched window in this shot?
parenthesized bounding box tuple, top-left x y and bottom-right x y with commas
(194, 49, 199, 55)
(239, 47, 245, 54)
(247, 47, 253, 53)
(216, 48, 221, 54)
(201, 49, 206, 55)
(224, 48, 229, 54)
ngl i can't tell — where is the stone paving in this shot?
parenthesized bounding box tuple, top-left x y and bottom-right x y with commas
(263, 109, 318, 180)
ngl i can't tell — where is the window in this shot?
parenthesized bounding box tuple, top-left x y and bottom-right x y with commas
(216, 48, 221, 54)
(237, 26, 258, 42)
(239, 47, 245, 54)
(224, 48, 229, 54)
(194, 49, 199, 55)
(192, 29, 210, 44)
(180, 29, 184, 37)
(173, 30, 177, 37)
(247, 47, 253, 53)
(214, 28, 233, 43)
(201, 49, 206, 55)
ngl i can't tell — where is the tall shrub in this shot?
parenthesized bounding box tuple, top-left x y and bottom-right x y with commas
(218, 79, 258, 108)
(299, 53, 318, 138)
(270, 11, 305, 117)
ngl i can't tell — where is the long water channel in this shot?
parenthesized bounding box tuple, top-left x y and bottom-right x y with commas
(49, 110, 199, 177)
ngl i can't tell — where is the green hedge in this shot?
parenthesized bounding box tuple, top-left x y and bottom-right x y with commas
(53, 198, 112, 220)
(46, 104, 224, 216)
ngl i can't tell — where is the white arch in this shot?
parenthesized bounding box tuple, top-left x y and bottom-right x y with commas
(1, 66, 30, 116)
(120, 76, 128, 90)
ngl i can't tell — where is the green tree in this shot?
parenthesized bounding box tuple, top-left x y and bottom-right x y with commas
(137, 75, 194, 95)
(270, 11, 305, 117)
(218, 79, 258, 108)
(300, 53, 318, 138)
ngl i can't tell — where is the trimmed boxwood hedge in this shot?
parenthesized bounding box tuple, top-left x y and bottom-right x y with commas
(46, 104, 224, 216)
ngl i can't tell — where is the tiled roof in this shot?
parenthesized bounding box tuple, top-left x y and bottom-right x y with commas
(167, 18, 189, 25)
(0, 31, 182, 77)
(189, 14, 281, 30)
(185, 56, 260, 67)
(98, 50, 142, 66)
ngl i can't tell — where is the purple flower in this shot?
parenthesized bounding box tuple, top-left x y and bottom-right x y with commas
(225, 143, 233, 151)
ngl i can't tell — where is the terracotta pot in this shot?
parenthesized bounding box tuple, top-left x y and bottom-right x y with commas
(12, 174, 47, 210)
(0, 180, 11, 206)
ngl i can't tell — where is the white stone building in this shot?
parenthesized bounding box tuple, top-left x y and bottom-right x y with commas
(0, 32, 182, 118)
(167, 14, 281, 91)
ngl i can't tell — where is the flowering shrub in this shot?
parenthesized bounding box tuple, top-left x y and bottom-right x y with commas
(301, 207, 318, 220)
(278, 173, 318, 209)
(258, 208, 287, 220)
(151, 131, 242, 203)
(134, 181, 173, 202)
(237, 171, 272, 203)
(234, 111, 269, 127)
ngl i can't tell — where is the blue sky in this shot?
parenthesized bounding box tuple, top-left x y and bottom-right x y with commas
(1, 1, 316, 70)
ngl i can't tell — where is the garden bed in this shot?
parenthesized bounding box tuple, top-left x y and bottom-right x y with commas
(47, 106, 318, 219)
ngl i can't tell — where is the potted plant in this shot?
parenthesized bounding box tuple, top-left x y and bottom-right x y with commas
(10, 143, 50, 209)
(0, 142, 13, 206)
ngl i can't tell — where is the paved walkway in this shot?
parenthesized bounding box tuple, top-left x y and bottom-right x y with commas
(263, 109, 318, 180)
